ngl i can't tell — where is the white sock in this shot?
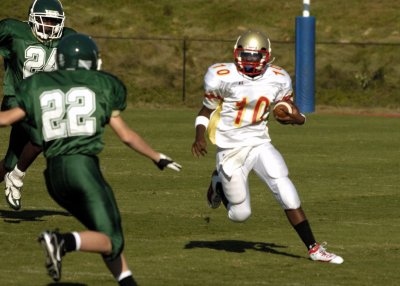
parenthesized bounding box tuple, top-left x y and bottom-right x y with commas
(72, 232, 81, 250)
(12, 165, 25, 179)
(117, 270, 132, 282)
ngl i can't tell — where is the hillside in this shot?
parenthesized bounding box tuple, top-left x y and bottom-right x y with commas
(1, 0, 399, 110)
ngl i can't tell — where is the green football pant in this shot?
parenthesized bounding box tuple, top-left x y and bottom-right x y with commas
(44, 154, 124, 260)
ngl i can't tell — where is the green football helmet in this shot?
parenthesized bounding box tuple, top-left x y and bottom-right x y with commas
(56, 33, 101, 71)
(28, 0, 65, 41)
(234, 30, 272, 77)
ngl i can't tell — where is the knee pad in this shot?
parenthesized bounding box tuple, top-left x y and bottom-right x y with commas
(228, 204, 251, 222)
(225, 188, 246, 205)
(221, 173, 246, 205)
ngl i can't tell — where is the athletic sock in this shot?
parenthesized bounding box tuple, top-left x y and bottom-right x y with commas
(293, 220, 317, 250)
(12, 165, 25, 179)
(118, 271, 138, 286)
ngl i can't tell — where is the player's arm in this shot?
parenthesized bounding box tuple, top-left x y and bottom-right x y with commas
(270, 67, 305, 125)
(0, 107, 26, 127)
(0, 19, 11, 48)
(109, 114, 181, 172)
(191, 105, 214, 158)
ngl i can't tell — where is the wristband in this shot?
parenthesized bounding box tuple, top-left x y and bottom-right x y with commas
(195, 116, 210, 128)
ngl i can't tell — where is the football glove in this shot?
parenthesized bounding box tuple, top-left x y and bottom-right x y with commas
(154, 153, 182, 172)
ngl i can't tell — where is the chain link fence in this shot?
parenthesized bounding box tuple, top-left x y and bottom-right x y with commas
(1, 36, 399, 109)
(94, 36, 400, 109)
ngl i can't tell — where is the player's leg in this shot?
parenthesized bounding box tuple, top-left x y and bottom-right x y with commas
(253, 142, 343, 264)
(38, 229, 113, 282)
(3, 123, 30, 210)
(38, 233, 138, 286)
(41, 155, 138, 283)
(104, 254, 138, 286)
(1, 96, 24, 181)
(5, 141, 42, 205)
(13, 141, 42, 172)
(284, 207, 316, 250)
(286, 207, 343, 264)
(217, 149, 253, 222)
(223, 175, 251, 222)
(2, 95, 42, 209)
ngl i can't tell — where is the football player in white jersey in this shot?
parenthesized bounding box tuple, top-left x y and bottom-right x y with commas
(191, 30, 343, 264)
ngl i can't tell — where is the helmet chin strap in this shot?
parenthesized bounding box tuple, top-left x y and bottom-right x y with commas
(267, 57, 275, 65)
(39, 32, 49, 40)
(33, 31, 49, 41)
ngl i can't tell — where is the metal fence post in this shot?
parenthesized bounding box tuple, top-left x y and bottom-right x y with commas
(182, 37, 187, 102)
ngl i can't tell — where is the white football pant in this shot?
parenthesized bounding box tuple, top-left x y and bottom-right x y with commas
(216, 142, 301, 222)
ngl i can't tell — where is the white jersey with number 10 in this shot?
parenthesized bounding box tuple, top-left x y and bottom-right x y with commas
(203, 63, 293, 148)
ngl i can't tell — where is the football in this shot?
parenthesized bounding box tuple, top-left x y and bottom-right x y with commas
(273, 101, 293, 119)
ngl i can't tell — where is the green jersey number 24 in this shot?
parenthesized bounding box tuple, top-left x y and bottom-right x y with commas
(40, 87, 97, 142)
(24, 47, 57, 78)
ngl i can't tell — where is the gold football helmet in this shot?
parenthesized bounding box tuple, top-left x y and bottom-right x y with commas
(234, 30, 271, 77)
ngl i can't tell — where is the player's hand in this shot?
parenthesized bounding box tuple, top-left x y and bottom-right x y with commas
(154, 153, 182, 172)
(275, 101, 306, 125)
(191, 136, 208, 158)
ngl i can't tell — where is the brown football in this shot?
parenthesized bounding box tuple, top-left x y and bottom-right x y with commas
(273, 101, 293, 119)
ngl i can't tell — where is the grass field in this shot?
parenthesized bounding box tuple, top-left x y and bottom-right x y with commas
(0, 108, 399, 286)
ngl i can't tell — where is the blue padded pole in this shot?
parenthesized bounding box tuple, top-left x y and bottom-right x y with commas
(295, 15, 316, 113)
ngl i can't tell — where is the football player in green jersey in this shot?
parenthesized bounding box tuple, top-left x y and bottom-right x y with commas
(0, 33, 182, 285)
(0, 0, 76, 210)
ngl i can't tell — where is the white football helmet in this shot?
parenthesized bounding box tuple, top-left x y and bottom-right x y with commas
(234, 30, 271, 77)
(28, 0, 65, 41)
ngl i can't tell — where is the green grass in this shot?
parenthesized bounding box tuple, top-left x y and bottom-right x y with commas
(0, 108, 399, 285)
(0, 2, 399, 284)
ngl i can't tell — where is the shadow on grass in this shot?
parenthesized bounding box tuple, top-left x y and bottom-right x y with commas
(47, 283, 86, 286)
(0, 208, 70, 223)
(185, 240, 303, 259)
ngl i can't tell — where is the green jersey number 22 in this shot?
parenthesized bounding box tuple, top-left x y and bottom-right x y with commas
(40, 87, 97, 142)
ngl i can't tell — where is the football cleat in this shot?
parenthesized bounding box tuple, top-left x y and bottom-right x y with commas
(207, 172, 223, 209)
(4, 172, 23, 210)
(38, 230, 65, 282)
(308, 242, 344, 264)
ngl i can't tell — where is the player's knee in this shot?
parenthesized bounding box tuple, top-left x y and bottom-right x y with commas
(228, 207, 251, 222)
(271, 177, 301, 209)
(102, 231, 125, 261)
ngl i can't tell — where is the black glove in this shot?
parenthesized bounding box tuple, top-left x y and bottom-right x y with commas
(154, 153, 182, 172)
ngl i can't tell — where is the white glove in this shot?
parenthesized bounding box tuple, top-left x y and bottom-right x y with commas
(154, 153, 182, 172)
